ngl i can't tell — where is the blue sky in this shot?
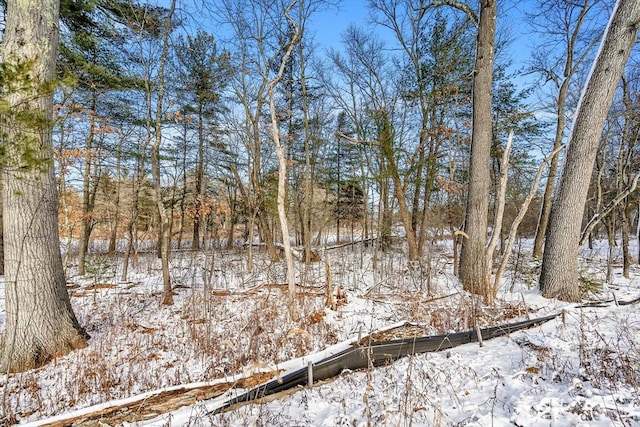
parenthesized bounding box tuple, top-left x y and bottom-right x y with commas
(308, 1, 370, 49)
(307, 0, 538, 71)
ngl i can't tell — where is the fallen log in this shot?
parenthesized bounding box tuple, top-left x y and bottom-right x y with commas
(210, 313, 561, 415)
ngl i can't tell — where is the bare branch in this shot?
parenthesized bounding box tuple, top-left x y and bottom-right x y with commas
(429, 0, 478, 25)
(579, 171, 640, 247)
(336, 131, 379, 147)
(494, 143, 566, 290)
(486, 130, 513, 266)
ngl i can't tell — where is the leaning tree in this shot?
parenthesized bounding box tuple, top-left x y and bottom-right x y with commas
(540, 0, 640, 301)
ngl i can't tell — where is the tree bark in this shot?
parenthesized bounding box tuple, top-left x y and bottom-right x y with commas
(458, 0, 496, 297)
(494, 144, 565, 291)
(1, 0, 88, 372)
(540, 0, 640, 301)
(532, 85, 568, 259)
(485, 131, 513, 303)
(376, 110, 420, 261)
(78, 95, 100, 275)
(108, 136, 125, 254)
(637, 206, 640, 265)
(192, 107, 205, 250)
(299, 39, 315, 265)
(267, 1, 301, 322)
(531, 0, 593, 259)
(619, 75, 634, 279)
(620, 207, 630, 278)
(121, 155, 143, 282)
(0, 177, 4, 276)
(150, 0, 177, 305)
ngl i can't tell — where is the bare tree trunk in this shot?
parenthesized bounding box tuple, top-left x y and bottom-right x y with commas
(605, 216, 615, 284)
(108, 137, 124, 254)
(418, 139, 440, 255)
(540, 0, 640, 301)
(412, 144, 425, 250)
(621, 207, 631, 278)
(299, 40, 314, 266)
(121, 224, 134, 282)
(149, 0, 177, 305)
(78, 97, 100, 275)
(458, 0, 496, 297)
(257, 214, 280, 261)
(192, 108, 205, 250)
(378, 174, 393, 252)
(376, 110, 420, 261)
(1, 0, 88, 373)
(619, 76, 635, 278)
(57, 123, 75, 273)
(451, 226, 460, 277)
(579, 171, 640, 247)
(121, 152, 144, 282)
(495, 144, 565, 290)
(0, 177, 3, 276)
(531, 0, 593, 259)
(485, 131, 513, 303)
(533, 102, 566, 259)
(267, 1, 301, 322)
(637, 206, 640, 265)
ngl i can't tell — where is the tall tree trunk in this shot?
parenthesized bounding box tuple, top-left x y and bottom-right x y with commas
(531, 0, 593, 258)
(494, 144, 564, 290)
(412, 140, 425, 249)
(121, 160, 142, 283)
(175, 115, 188, 250)
(226, 217, 236, 249)
(418, 119, 441, 254)
(150, 0, 177, 305)
(540, 0, 640, 301)
(605, 216, 615, 284)
(1, 0, 88, 373)
(637, 206, 640, 265)
(485, 131, 513, 303)
(619, 75, 634, 279)
(299, 40, 315, 265)
(458, 0, 496, 297)
(378, 173, 393, 252)
(336, 142, 341, 244)
(0, 177, 3, 276)
(376, 110, 420, 261)
(532, 91, 567, 259)
(257, 214, 280, 261)
(78, 95, 99, 275)
(620, 207, 631, 279)
(57, 124, 75, 272)
(108, 137, 124, 254)
(267, 1, 301, 322)
(251, 125, 279, 262)
(192, 107, 205, 250)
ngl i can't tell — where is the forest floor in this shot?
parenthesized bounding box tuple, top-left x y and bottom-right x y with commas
(1, 238, 640, 426)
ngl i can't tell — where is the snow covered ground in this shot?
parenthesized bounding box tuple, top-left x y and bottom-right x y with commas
(204, 301, 640, 426)
(1, 239, 639, 426)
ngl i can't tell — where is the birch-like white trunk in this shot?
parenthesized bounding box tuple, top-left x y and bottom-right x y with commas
(267, 1, 301, 322)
